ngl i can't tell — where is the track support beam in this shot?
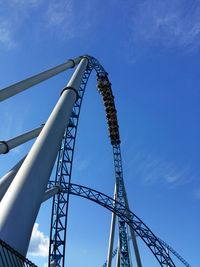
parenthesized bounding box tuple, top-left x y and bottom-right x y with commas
(0, 124, 44, 155)
(0, 57, 81, 101)
(107, 185, 117, 267)
(0, 58, 88, 256)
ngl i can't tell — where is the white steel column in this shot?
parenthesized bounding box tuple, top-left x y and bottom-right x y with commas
(0, 156, 26, 201)
(107, 185, 117, 267)
(0, 124, 44, 154)
(0, 57, 88, 256)
(0, 57, 82, 102)
(42, 186, 60, 202)
(124, 189, 142, 267)
(116, 238, 120, 267)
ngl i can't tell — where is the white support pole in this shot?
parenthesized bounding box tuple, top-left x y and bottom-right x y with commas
(123, 189, 142, 267)
(0, 156, 26, 201)
(116, 238, 120, 267)
(0, 125, 44, 155)
(0, 57, 88, 256)
(42, 186, 60, 202)
(0, 56, 82, 102)
(107, 185, 117, 267)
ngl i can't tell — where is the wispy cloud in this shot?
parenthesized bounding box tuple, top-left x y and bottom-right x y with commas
(45, 0, 92, 40)
(10, 0, 41, 6)
(0, 1, 92, 49)
(126, 147, 192, 187)
(0, 1, 41, 49)
(45, 0, 74, 39)
(74, 155, 92, 173)
(28, 223, 49, 257)
(127, 0, 200, 52)
(0, 21, 15, 49)
(46, 1, 73, 27)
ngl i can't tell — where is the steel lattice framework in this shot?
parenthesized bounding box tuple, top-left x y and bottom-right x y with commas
(59, 183, 176, 267)
(102, 235, 191, 267)
(48, 56, 134, 266)
(0, 55, 191, 267)
(47, 56, 179, 267)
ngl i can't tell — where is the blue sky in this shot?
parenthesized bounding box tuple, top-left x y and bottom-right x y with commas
(0, 0, 199, 266)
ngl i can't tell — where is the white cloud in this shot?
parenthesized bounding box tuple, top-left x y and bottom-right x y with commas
(74, 154, 92, 173)
(128, 0, 200, 51)
(11, 0, 41, 6)
(46, 1, 73, 27)
(78, 158, 92, 172)
(45, 0, 92, 39)
(28, 223, 49, 257)
(0, 1, 42, 50)
(127, 148, 192, 187)
(0, 21, 15, 49)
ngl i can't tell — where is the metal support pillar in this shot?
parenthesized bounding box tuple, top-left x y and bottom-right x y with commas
(116, 239, 120, 267)
(0, 57, 88, 256)
(113, 144, 131, 267)
(107, 185, 117, 267)
(0, 155, 26, 201)
(42, 186, 60, 202)
(123, 190, 142, 267)
(0, 57, 82, 101)
(48, 60, 93, 267)
(0, 124, 44, 155)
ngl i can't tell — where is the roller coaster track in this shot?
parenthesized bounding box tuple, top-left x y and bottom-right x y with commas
(63, 182, 191, 267)
(55, 182, 178, 267)
(0, 54, 191, 267)
(101, 235, 191, 267)
(46, 55, 182, 267)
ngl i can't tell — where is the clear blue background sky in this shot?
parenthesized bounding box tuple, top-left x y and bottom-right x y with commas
(0, 0, 199, 266)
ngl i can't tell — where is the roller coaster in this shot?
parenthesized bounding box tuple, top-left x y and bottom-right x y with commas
(0, 55, 191, 267)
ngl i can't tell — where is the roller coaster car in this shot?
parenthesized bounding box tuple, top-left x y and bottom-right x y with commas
(97, 75, 110, 88)
(111, 139, 121, 145)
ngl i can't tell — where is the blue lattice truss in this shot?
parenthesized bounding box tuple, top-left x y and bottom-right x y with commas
(47, 56, 189, 267)
(56, 183, 183, 267)
(102, 236, 191, 267)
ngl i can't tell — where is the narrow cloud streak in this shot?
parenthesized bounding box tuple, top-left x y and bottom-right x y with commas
(28, 223, 49, 257)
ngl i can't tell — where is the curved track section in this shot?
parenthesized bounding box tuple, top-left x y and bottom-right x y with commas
(157, 238, 191, 267)
(48, 55, 121, 267)
(102, 236, 191, 267)
(61, 183, 176, 267)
